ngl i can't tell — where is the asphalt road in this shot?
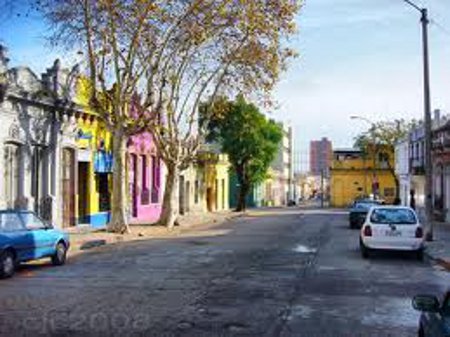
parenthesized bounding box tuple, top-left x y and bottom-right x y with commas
(0, 208, 449, 337)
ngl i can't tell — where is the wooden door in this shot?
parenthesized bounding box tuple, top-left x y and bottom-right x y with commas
(62, 148, 75, 227)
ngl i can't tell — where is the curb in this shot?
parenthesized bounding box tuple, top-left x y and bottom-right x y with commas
(67, 211, 244, 256)
(425, 246, 450, 271)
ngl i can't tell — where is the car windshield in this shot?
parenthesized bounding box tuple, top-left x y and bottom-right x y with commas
(354, 202, 376, 210)
(0, 212, 25, 232)
(20, 212, 46, 230)
(370, 208, 417, 225)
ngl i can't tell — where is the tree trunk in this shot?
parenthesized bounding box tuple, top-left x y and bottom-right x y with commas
(158, 163, 180, 229)
(387, 164, 401, 204)
(236, 182, 249, 212)
(392, 169, 401, 203)
(235, 164, 248, 212)
(107, 128, 130, 234)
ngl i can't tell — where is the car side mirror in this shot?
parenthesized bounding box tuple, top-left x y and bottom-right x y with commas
(412, 295, 440, 313)
(44, 222, 54, 230)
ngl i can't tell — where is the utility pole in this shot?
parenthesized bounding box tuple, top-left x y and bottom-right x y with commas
(402, 0, 434, 241)
(421, 8, 434, 241)
(320, 168, 324, 208)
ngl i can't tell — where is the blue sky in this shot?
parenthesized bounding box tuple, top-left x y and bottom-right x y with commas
(2, 0, 450, 171)
(272, 0, 450, 170)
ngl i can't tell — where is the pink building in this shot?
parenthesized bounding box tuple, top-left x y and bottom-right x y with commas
(127, 132, 162, 224)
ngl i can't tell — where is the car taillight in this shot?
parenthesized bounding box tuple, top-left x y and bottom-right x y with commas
(415, 227, 423, 238)
(363, 226, 372, 237)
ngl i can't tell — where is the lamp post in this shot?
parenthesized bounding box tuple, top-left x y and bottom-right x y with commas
(401, 0, 433, 241)
(350, 116, 376, 199)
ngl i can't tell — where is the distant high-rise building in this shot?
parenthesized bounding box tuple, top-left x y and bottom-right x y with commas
(309, 137, 332, 176)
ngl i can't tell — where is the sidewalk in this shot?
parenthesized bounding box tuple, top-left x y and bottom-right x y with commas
(425, 222, 450, 270)
(67, 210, 242, 256)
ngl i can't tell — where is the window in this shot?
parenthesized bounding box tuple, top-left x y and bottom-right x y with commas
(4, 144, 21, 208)
(222, 179, 225, 209)
(31, 146, 46, 214)
(195, 180, 199, 204)
(141, 155, 150, 205)
(151, 156, 159, 203)
(0, 212, 24, 232)
(97, 173, 111, 212)
(370, 208, 417, 225)
(20, 212, 46, 230)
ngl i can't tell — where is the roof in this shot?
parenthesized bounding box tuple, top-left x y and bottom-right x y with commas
(333, 148, 361, 154)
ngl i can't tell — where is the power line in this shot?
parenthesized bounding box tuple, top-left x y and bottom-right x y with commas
(400, 0, 450, 38)
(430, 19, 450, 38)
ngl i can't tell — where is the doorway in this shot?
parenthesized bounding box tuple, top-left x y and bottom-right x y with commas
(78, 162, 90, 223)
(62, 148, 75, 227)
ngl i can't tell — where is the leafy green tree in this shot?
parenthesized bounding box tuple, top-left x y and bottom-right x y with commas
(202, 95, 282, 211)
(354, 119, 414, 203)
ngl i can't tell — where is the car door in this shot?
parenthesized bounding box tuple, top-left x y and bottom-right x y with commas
(0, 211, 34, 261)
(19, 212, 54, 259)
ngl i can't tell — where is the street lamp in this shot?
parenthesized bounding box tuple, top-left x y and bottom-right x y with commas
(401, 0, 433, 241)
(350, 115, 377, 199)
(350, 116, 373, 126)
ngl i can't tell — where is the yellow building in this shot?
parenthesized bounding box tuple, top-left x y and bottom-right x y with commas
(72, 78, 113, 227)
(201, 144, 230, 212)
(179, 143, 230, 215)
(330, 147, 396, 207)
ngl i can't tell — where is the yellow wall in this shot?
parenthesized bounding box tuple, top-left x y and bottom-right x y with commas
(74, 78, 113, 224)
(330, 147, 396, 207)
(204, 153, 230, 211)
(330, 170, 396, 207)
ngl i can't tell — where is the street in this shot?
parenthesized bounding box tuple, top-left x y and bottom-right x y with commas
(0, 208, 449, 337)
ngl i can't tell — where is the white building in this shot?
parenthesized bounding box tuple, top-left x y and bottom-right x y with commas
(395, 139, 410, 206)
(270, 123, 294, 205)
(0, 45, 79, 226)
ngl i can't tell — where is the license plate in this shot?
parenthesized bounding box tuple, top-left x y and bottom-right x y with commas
(385, 231, 401, 237)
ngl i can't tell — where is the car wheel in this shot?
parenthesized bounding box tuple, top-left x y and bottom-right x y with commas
(51, 242, 67, 266)
(418, 325, 424, 337)
(360, 240, 369, 259)
(0, 250, 15, 279)
(416, 249, 424, 261)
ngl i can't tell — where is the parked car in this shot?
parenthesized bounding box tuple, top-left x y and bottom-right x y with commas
(359, 206, 424, 259)
(412, 290, 450, 337)
(349, 199, 383, 229)
(0, 210, 70, 278)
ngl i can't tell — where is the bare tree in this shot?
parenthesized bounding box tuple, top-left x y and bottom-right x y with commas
(23, 0, 300, 230)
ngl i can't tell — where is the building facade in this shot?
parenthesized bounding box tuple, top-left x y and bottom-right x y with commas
(395, 139, 410, 207)
(0, 47, 84, 228)
(330, 147, 396, 207)
(128, 133, 162, 224)
(309, 137, 333, 176)
(431, 114, 450, 221)
(271, 123, 294, 205)
(179, 144, 230, 215)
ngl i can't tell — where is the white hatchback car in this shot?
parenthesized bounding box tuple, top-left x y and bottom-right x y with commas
(359, 206, 425, 260)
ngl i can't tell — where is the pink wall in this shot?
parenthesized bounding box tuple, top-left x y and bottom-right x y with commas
(128, 132, 162, 224)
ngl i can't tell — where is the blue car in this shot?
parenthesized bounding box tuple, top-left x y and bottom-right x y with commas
(412, 290, 450, 337)
(0, 210, 70, 278)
